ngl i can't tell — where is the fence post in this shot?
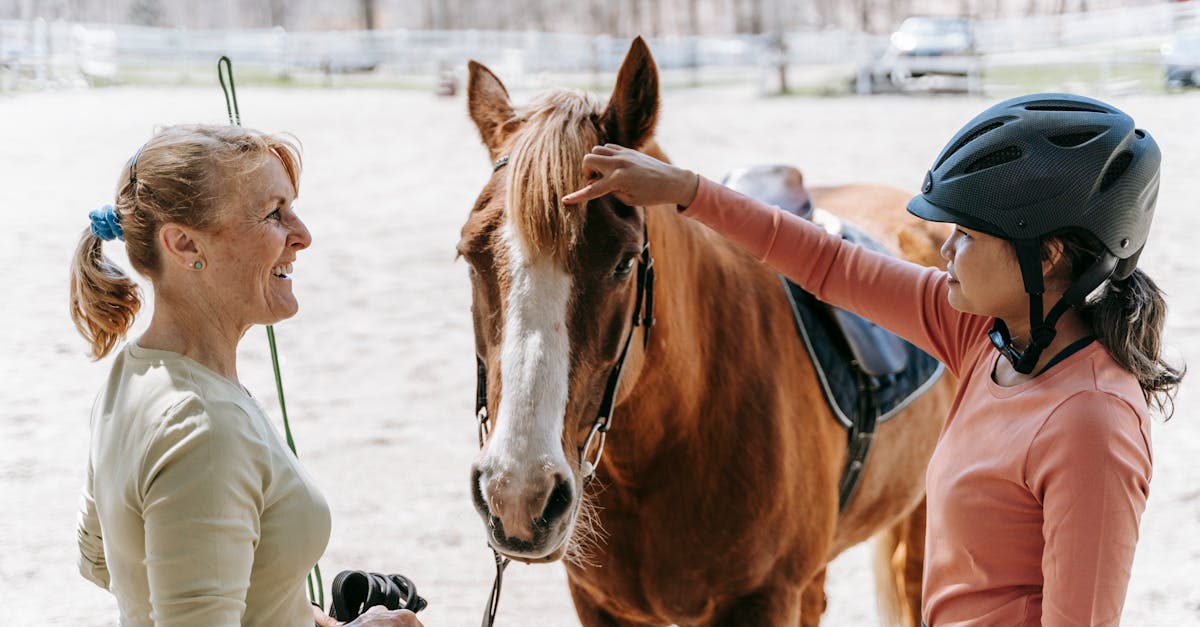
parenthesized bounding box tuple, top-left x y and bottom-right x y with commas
(32, 17, 48, 87)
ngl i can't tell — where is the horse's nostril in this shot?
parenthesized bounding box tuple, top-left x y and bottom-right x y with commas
(471, 468, 483, 497)
(540, 478, 573, 526)
(471, 468, 491, 515)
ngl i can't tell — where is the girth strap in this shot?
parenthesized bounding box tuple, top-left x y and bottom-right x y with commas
(838, 372, 880, 511)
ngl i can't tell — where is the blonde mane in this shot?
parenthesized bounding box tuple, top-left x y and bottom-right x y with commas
(505, 89, 605, 263)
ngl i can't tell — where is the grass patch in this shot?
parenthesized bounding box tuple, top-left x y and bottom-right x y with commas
(983, 62, 1166, 94)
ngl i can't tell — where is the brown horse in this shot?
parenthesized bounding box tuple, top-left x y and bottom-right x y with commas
(458, 37, 955, 626)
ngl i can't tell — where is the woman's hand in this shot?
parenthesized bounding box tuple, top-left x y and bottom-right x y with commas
(562, 144, 700, 209)
(314, 605, 339, 627)
(314, 605, 424, 627)
(346, 606, 423, 626)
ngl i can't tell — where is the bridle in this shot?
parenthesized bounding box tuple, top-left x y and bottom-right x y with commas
(474, 153, 656, 626)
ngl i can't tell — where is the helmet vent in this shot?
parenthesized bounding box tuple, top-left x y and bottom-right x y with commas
(935, 121, 1004, 169)
(1099, 151, 1133, 192)
(1025, 103, 1109, 113)
(964, 146, 1024, 173)
(1047, 131, 1100, 147)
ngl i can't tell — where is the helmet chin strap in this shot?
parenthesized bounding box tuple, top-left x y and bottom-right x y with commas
(989, 239, 1118, 375)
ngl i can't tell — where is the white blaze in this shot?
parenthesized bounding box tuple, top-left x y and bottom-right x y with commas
(485, 225, 574, 484)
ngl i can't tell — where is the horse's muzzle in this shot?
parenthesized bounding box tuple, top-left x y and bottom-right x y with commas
(470, 466, 576, 559)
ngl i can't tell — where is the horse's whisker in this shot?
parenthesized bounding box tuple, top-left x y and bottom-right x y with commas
(565, 480, 609, 569)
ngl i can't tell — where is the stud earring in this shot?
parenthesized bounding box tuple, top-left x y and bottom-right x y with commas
(192, 261, 204, 270)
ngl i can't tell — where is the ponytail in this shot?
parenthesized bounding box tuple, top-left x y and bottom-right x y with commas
(1049, 233, 1185, 418)
(69, 229, 141, 360)
(1081, 268, 1185, 419)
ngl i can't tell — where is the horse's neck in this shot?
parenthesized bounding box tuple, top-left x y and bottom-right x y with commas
(645, 199, 749, 351)
(641, 140, 670, 164)
(614, 202, 769, 449)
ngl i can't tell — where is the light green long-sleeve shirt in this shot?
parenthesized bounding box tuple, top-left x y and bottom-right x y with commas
(77, 342, 330, 626)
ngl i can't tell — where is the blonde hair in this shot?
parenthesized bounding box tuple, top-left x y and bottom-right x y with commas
(505, 89, 604, 262)
(69, 124, 302, 359)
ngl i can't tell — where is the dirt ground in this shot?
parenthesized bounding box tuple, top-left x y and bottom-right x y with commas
(1, 83, 1197, 626)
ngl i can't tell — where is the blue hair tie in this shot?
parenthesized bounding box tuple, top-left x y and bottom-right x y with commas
(89, 204, 124, 241)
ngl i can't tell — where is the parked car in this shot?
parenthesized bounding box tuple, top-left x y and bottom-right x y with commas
(890, 16, 975, 58)
(1162, 31, 1200, 88)
(861, 16, 979, 94)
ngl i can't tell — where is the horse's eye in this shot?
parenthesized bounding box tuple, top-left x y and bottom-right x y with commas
(614, 255, 637, 279)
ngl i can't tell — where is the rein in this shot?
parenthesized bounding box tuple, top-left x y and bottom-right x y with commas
(474, 154, 656, 626)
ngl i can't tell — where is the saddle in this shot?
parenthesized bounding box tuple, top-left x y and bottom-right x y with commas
(721, 166, 944, 511)
(328, 569, 428, 621)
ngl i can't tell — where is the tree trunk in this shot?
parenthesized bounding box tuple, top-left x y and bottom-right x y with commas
(687, 0, 701, 85)
(813, 0, 832, 29)
(269, 0, 285, 28)
(362, 0, 376, 30)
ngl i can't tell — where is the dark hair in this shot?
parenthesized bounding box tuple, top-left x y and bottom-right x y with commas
(1048, 233, 1185, 418)
(70, 124, 302, 360)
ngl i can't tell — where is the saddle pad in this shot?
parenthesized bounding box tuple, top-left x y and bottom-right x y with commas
(779, 213, 944, 429)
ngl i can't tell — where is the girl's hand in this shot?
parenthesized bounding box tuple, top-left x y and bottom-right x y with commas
(562, 144, 700, 209)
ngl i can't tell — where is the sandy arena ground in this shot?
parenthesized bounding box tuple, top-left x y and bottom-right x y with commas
(1, 82, 1197, 626)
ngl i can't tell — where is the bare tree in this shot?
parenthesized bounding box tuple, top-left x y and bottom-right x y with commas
(889, 0, 909, 28)
(267, 0, 285, 27)
(11, 0, 1175, 33)
(362, 0, 376, 30)
(626, 0, 640, 36)
(812, 0, 831, 29)
(128, 0, 164, 26)
(685, 0, 701, 84)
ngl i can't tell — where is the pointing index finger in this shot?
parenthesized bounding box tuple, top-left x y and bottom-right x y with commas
(563, 176, 615, 205)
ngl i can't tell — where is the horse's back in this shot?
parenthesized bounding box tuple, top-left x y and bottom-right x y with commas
(809, 184, 950, 271)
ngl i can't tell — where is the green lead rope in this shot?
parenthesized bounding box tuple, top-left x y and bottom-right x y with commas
(220, 55, 325, 611)
(267, 325, 325, 609)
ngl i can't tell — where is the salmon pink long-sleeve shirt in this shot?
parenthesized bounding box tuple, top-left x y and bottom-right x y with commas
(682, 177, 1152, 627)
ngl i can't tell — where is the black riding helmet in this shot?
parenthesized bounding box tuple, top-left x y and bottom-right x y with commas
(907, 93, 1162, 374)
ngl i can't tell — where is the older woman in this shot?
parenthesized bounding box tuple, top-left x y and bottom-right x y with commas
(70, 125, 420, 627)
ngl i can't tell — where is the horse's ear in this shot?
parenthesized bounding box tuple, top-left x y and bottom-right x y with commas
(468, 60, 519, 158)
(601, 36, 659, 150)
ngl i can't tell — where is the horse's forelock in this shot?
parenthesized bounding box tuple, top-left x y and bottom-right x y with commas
(504, 89, 604, 264)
